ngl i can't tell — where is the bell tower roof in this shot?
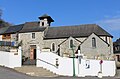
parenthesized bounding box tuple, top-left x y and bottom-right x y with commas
(38, 14, 54, 22)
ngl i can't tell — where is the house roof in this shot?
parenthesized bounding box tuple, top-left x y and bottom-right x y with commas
(4, 24, 23, 34)
(0, 22, 46, 35)
(0, 22, 112, 39)
(0, 26, 9, 34)
(114, 38, 120, 46)
(113, 38, 120, 54)
(19, 22, 46, 33)
(44, 24, 113, 39)
(0, 24, 23, 35)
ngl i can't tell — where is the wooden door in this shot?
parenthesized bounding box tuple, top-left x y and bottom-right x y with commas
(30, 48, 34, 59)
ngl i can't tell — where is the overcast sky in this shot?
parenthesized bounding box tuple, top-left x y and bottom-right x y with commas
(0, 0, 120, 41)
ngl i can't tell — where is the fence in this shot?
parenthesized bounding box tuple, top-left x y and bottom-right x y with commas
(0, 47, 22, 68)
(0, 41, 15, 46)
(36, 46, 116, 77)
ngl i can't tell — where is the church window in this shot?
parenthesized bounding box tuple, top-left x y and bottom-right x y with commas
(70, 39, 74, 48)
(92, 37, 96, 48)
(51, 43, 55, 52)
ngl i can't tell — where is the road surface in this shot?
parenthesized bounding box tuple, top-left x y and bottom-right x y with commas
(0, 66, 119, 79)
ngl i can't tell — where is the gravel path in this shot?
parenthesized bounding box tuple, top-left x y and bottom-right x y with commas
(0, 66, 119, 79)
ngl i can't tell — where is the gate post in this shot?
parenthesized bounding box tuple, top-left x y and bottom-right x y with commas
(18, 46, 22, 67)
(36, 46, 40, 67)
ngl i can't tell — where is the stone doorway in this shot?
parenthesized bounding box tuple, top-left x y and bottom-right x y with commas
(22, 45, 36, 65)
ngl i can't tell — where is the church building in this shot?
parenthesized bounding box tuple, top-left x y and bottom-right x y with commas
(0, 14, 113, 65)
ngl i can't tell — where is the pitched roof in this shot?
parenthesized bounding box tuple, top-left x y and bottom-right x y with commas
(40, 14, 50, 18)
(4, 24, 23, 34)
(0, 22, 46, 35)
(19, 22, 46, 33)
(113, 38, 120, 54)
(44, 24, 113, 39)
(0, 22, 112, 39)
(0, 26, 9, 35)
(113, 38, 120, 46)
(38, 14, 54, 22)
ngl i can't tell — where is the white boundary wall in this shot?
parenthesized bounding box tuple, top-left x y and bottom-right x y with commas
(37, 47, 116, 77)
(0, 47, 22, 68)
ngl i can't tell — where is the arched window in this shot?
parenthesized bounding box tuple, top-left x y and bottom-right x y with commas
(70, 39, 73, 48)
(51, 43, 55, 51)
(92, 37, 96, 48)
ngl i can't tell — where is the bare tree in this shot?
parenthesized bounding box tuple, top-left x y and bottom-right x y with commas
(0, 9, 12, 27)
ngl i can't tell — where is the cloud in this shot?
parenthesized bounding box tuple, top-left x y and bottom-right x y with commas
(98, 18, 120, 31)
(97, 16, 120, 40)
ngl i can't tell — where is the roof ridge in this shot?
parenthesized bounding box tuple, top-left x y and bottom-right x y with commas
(25, 21, 39, 23)
(9, 24, 24, 27)
(49, 24, 97, 28)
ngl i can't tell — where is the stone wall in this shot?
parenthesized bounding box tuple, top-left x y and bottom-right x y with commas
(18, 32, 113, 59)
(81, 33, 113, 59)
(44, 37, 86, 57)
(18, 32, 44, 57)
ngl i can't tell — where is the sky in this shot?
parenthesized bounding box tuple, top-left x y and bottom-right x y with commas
(0, 0, 120, 41)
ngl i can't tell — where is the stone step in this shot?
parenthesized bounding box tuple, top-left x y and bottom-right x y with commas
(22, 59, 36, 65)
(14, 66, 57, 77)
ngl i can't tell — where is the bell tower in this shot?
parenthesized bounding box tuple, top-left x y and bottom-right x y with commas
(38, 14, 54, 27)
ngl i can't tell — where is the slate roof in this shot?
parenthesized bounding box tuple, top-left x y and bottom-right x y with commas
(114, 38, 120, 45)
(19, 22, 46, 33)
(0, 26, 9, 35)
(4, 24, 23, 34)
(0, 22, 112, 39)
(44, 24, 113, 39)
(0, 22, 46, 35)
(113, 38, 120, 54)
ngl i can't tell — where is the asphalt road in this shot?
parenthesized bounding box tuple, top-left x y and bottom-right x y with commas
(0, 66, 119, 79)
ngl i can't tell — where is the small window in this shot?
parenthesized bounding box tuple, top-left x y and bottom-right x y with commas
(92, 37, 96, 48)
(32, 33, 35, 39)
(51, 43, 55, 52)
(7, 34, 10, 36)
(78, 46, 80, 50)
(70, 39, 73, 48)
(105, 36, 108, 43)
(117, 55, 120, 62)
(42, 22, 44, 26)
(2, 34, 11, 39)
